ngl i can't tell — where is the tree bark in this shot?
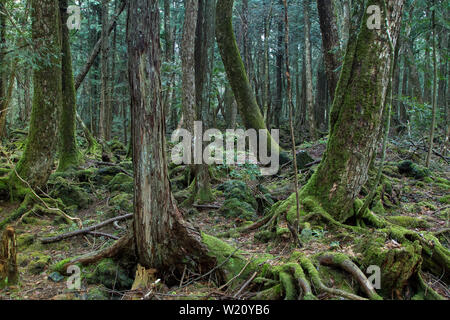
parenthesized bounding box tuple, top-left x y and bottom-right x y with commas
(317, 0, 341, 102)
(58, 0, 81, 171)
(11, 0, 62, 190)
(300, 0, 405, 222)
(304, 0, 316, 140)
(127, 0, 215, 273)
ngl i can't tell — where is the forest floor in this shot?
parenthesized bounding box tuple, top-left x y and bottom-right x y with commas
(0, 130, 449, 300)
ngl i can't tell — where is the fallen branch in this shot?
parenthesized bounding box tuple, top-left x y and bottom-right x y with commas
(40, 213, 133, 244)
(88, 231, 120, 240)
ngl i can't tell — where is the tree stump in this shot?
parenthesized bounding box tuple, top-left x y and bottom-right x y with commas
(0, 226, 19, 288)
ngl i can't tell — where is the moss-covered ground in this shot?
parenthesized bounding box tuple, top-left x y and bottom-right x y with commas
(0, 131, 448, 300)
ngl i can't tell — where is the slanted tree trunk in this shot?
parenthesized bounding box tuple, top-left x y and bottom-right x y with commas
(11, 0, 62, 190)
(58, 0, 81, 171)
(127, 0, 215, 273)
(300, 0, 405, 222)
(216, 0, 282, 154)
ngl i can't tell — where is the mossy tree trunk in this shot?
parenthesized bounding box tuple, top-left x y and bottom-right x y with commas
(58, 0, 81, 171)
(11, 0, 62, 190)
(301, 0, 405, 222)
(216, 0, 281, 154)
(127, 0, 216, 273)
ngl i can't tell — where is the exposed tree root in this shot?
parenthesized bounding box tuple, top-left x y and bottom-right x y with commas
(54, 233, 134, 273)
(318, 252, 382, 300)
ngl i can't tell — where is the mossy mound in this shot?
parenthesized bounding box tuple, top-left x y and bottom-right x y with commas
(217, 180, 259, 220)
(85, 258, 134, 291)
(48, 177, 91, 209)
(108, 173, 134, 194)
(357, 235, 422, 298)
(218, 180, 257, 209)
(20, 252, 52, 275)
(109, 193, 133, 212)
(219, 198, 256, 220)
(87, 286, 109, 300)
(93, 166, 124, 185)
(398, 161, 430, 180)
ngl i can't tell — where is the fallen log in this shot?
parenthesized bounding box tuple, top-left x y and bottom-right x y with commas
(41, 213, 133, 244)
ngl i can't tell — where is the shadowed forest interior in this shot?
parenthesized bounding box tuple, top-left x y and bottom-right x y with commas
(0, 0, 449, 301)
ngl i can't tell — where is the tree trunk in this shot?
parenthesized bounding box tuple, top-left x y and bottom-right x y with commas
(127, 0, 215, 273)
(300, 0, 404, 222)
(58, 0, 81, 171)
(304, 0, 316, 140)
(11, 0, 62, 190)
(317, 0, 341, 102)
(216, 0, 282, 154)
(99, 0, 111, 141)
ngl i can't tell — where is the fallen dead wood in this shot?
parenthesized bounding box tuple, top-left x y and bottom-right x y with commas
(193, 204, 221, 210)
(40, 213, 133, 244)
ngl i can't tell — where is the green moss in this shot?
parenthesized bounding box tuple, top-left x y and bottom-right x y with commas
(16, 233, 35, 249)
(254, 230, 276, 243)
(48, 177, 91, 209)
(416, 201, 437, 211)
(279, 271, 297, 300)
(356, 233, 422, 298)
(110, 193, 133, 212)
(87, 286, 109, 300)
(438, 195, 450, 204)
(84, 258, 133, 290)
(434, 183, 450, 192)
(219, 198, 257, 220)
(25, 252, 52, 275)
(108, 173, 134, 194)
(397, 160, 430, 180)
(387, 216, 429, 229)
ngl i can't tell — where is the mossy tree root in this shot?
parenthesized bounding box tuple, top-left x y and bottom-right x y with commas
(317, 252, 382, 300)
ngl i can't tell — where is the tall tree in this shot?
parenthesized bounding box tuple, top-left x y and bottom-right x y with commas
(304, 0, 316, 140)
(58, 0, 81, 171)
(216, 0, 283, 155)
(11, 0, 62, 190)
(297, 0, 404, 222)
(317, 0, 341, 102)
(99, 0, 111, 141)
(127, 0, 215, 272)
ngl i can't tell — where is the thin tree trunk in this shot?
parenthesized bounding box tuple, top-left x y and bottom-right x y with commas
(58, 0, 81, 171)
(304, 0, 316, 140)
(426, 2, 438, 167)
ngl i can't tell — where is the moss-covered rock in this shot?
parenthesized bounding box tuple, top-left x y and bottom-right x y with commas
(438, 195, 450, 204)
(398, 161, 430, 180)
(218, 180, 257, 209)
(16, 233, 35, 249)
(84, 258, 133, 290)
(219, 198, 257, 220)
(93, 166, 124, 185)
(48, 177, 91, 209)
(108, 173, 134, 194)
(110, 193, 133, 212)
